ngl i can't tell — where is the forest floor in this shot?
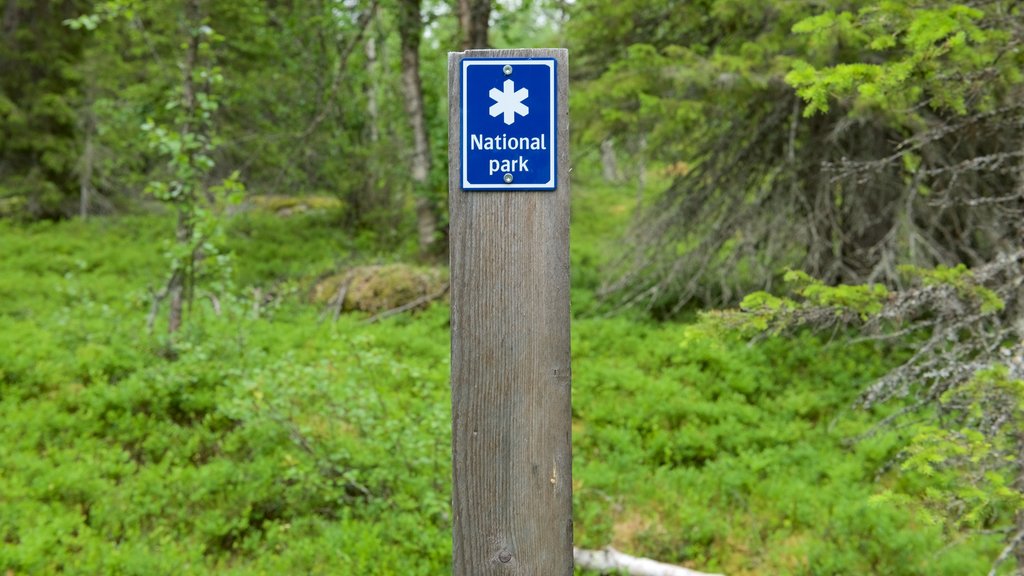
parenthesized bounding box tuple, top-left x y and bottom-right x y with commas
(0, 181, 1004, 575)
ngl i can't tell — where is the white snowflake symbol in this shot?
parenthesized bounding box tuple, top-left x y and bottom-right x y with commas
(489, 79, 529, 125)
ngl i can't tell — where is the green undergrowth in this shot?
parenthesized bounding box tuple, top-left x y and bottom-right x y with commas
(571, 319, 1001, 575)
(569, 174, 644, 316)
(0, 205, 1006, 574)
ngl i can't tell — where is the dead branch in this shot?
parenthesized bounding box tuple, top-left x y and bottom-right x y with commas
(252, 287, 262, 318)
(574, 547, 725, 576)
(146, 272, 179, 334)
(206, 293, 221, 316)
(364, 283, 449, 324)
(331, 277, 353, 322)
(604, 74, 1024, 315)
(987, 527, 1024, 576)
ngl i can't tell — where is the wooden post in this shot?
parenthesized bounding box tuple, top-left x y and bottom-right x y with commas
(448, 48, 572, 575)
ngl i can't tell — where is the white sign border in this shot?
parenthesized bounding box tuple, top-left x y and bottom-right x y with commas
(461, 58, 557, 191)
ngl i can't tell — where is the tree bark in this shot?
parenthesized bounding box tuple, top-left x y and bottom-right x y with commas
(397, 0, 437, 256)
(600, 138, 620, 183)
(360, 7, 381, 217)
(167, 264, 184, 334)
(1016, 139, 1024, 343)
(458, 0, 490, 50)
(1, 0, 17, 39)
(169, 0, 202, 335)
(1014, 432, 1024, 575)
(78, 63, 98, 220)
(364, 23, 379, 146)
(634, 133, 647, 214)
(79, 112, 94, 220)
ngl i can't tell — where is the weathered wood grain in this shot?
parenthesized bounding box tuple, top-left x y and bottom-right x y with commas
(449, 48, 572, 576)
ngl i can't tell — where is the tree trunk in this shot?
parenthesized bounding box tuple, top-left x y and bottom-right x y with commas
(600, 138, 620, 183)
(1016, 140, 1024, 342)
(1016, 521, 1024, 574)
(167, 251, 185, 335)
(1016, 144, 1024, 575)
(79, 115, 94, 220)
(397, 0, 436, 256)
(458, 0, 490, 50)
(1014, 432, 1024, 575)
(360, 7, 381, 218)
(78, 66, 97, 220)
(1, 0, 17, 38)
(169, 0, 202, 335)
(365, 26, 379, 146)
(634, 133, 647, 214)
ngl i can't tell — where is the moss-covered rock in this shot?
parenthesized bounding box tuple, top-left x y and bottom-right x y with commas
(312, 264, 448, 313)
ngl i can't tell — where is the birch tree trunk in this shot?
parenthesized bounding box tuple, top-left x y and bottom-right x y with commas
(600, 138, 620, 183)
(361, 8, 383, 217)
(365, 25, 379, 146)
(78, 57, 99, 220)
(397, 0, 436, 256)
(634, 133, 647, 215)
(168, 0, 202, 335)
(78, 109, 95, 220)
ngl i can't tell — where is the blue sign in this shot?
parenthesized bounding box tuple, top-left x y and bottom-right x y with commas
(461, 58, 557, 191)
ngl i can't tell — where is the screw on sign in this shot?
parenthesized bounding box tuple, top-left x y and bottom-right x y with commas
(448, 48, 571, 576)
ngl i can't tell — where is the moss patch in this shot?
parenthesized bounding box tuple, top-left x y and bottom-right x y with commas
(312, 264, 448, 313)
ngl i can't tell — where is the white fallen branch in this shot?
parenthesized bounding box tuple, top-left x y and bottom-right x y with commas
(574, 547, 725, 576)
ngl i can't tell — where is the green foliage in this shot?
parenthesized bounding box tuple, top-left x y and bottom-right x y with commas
(3, 0, 445, 244)
(0, 0, 90, 218)
(0, 320, 453, 574)
(568, 178, 653, 316)
(732, 261, 1008, 339)
(571, 43, 703, 162)
(736, 270, 890, 332)
(0, 209, 1015, 574)
(5, 2, 1024, 571)
(569, 0, 814, 167)
(786, 3, 1014, 118)
(900, 264, 1005, 313)
(787, 270, 889, 316)
(889, 367, 1024, 532)
(572, 317, 1001, 574)
(0, 215, 452, 574)
(726, 255, 1024, 568)
(581, 0, 1024, 313)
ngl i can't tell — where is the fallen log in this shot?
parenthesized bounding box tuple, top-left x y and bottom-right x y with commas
(363, 283, 450, 324)
(574, 547, 725, 576)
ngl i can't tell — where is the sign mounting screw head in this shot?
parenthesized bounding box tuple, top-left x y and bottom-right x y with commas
(503, 64, 513, 76)
(503, 173, 514, 184)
